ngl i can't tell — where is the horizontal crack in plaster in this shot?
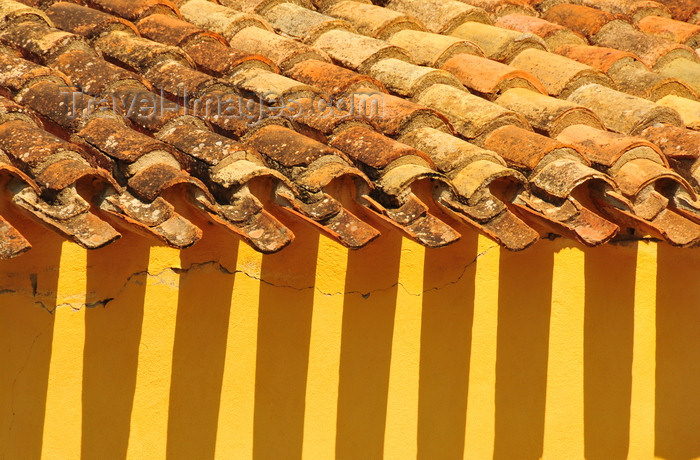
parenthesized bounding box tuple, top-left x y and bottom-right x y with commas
(0, 245, 499, 310)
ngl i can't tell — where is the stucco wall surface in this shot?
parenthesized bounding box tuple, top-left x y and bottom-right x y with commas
(1, 214, 699, 460)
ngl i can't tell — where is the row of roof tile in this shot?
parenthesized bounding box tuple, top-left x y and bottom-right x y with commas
(0, 0, 698, 259)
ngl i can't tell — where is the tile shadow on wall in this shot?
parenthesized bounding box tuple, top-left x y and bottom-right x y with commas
(493, 241, 553, 460)
(166, 220, 241, 460)
(82, 233, 150, 460)
(0, 216, 62, 460)
(417, 228, 479, 460)
(253, 215, 320, 460)
(583, 243, 635, 460)
(335, 228, 402, 460)
(655, 244, 700, 460)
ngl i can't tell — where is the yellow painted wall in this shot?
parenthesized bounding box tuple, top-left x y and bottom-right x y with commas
(1, 209, 700, 460)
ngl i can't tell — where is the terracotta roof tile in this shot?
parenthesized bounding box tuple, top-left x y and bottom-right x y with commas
(329, 125, 460, 247)
(230, 26, 330, 72)
(567, 84, 683, 134)
(387, 29, 485, 67)
(441, 53, 547, 99)
(385, 0, 492, 34)
(178, 0, 271, 41)
(592, 20, 699, 69)
(264, 2, 352, 42)
(448, 21, 548, 62)
(638, 15, 700, 48)
(46, 1, 139, 38)
(312, 29, 409, 73)
(84, 0, 179, 21)
(656, 95, 700, 129)
(415, 83, 531, 140)
(461, 0, 537, 18)
(0, 215, 32, 260)
(509, 48, 615, 97)
(650, 0, 699, 23)
(286, 59, 386, 96)
(496, 87, 605, 136)
(367, 57, 463, 97)
(495, 13, 587, 49)
(483, 125, 620, 245)
(544, 3, 624, 37)
(578, 0, 671, 22)
(325, 1, 423, 39)
(656, 58, 700, 94)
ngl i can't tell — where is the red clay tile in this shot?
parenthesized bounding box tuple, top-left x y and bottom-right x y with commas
(263, 2, 353, 43)
(94, 31, 194, 73)
(416, 83, 530, 141)
(388, 29, 485, 67)
(0, 215, 31, 260)
(638, 15, 700, 48)
(385, 0, 491, 34)
(496, 13, 587, 49)
(641, 125, 700, 160)
(651, 0, 699, 22)
(509, 48, 615, 97)
(84, 0, 180, 21)
(179, 0, 273, 41)
(567, 84, 684, 134)
(496, 88, 604, 136)
(592, 21, 699, 69)
(367, 58, 463, 97)
(181, 39, 277, 77)
(312, 29, 409, 73)
(448, 21, 548, 62)
(325, 1, 424, 39)
(441, 53, 547, 99)
(544, 3, 623, 37)
(286, 59, 387, 96)
(0, 18, 93, 65)
(46, 2, 139, 39)
(230, 26, 330, 72)
(136, 12, 227, 48)
(52, 48, 153, 95)
(463, 0, 537, 17)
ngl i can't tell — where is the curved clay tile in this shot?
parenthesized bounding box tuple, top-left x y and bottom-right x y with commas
(449, 21, 548, 62)
(0, 51, 69, 97)
(94, 30, 194, 73)
(329, 125, 460, 248)
(312, 29, 410, 73)
(638, 15, 700, 48)
(483, 125, 619, 246)
(441, 53, 547, 99)
(218, 0, 315, 15)
(135, 12, 228, 48)
(0, 118, 122, 249)
(650, 0, 699, 22)
(388, 29, 485, 67)
(229, 26, 330, 72)
(461, 0, 538, 18)
(496, 13, 587, 49)
(367, 58, 463, 97)
(416, 83, 531, 141)
(509, 48, 614, 97)
(399, 126, 539, 250)
(46, 1, 139, 38)
(263, 3, 353, 43)
(0, 18, 95, 65)
(0, 0, 51, 29)
(656, 95, 700, 129)
(567, 84, 683, 134)
(578, 0, 671, 22)
(556, 44, 698, 101)
(385, 0, 492, 34)
(344, 91, 452, 137)
(0, 214, 31, 260)
(325, 1, 424, 39)
(544, 3, 624, 37)
(84, 0, 180, 21)
(178, 0, 272, 42)
(52, 48, 153, 95)
(641, 124, 700, 160)
(286, 60, 386, 96)
(592, 21, 699, 69)
(246, 125, 381, 248)
(495, 88, 605, 136)
(656, 58, 700, 94)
